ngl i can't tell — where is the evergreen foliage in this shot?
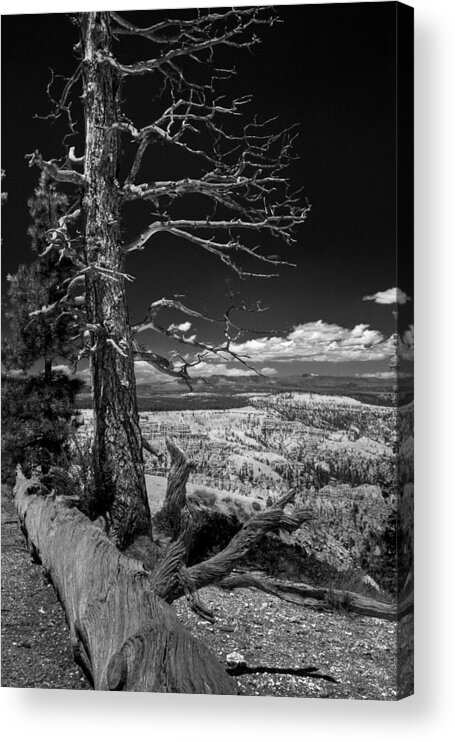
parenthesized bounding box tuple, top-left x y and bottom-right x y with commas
(2, 175, 85, 485)
(1, 371, 84, 484)
(2, 175, 79, 379)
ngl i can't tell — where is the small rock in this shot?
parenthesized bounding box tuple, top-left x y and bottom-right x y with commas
(227, 651, 245, 667)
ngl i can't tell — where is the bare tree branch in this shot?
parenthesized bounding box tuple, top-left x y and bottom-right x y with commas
(141, 436, 162, 459)
(183, 492, 313, 598)
(151, 470, 313, 605)
(123, 220, 302, 280)
(133, 315, 260, 377)
(106, 7, 276, 77)
(131, 294, 288, 386)
(68, 147, 85, 164)
(35, 63, 82, 138)
(133, 345, 208, 389)
(26, 150, 85, 186)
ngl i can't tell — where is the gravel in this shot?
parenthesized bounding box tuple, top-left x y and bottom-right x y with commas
(174, 585, 400, 699)
(1, 485, 89, 690)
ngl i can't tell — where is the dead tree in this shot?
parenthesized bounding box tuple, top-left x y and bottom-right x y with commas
(19, 9, 327, 692)
(27, 9, 309, 547)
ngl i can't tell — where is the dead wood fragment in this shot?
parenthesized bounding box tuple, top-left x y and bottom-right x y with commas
(219, 571, 406, 622)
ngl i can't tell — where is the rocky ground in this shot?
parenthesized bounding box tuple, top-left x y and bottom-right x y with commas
(1, 484, 411, 698)
(174, 586, 401, 699)
(1, 485, 89, 690)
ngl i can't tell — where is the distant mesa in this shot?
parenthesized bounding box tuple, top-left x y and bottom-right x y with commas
(76, 370, 412, 408)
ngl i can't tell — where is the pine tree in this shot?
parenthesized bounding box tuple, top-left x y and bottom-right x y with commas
(2, 175, 84, 481)
(3, 175, 79, 379)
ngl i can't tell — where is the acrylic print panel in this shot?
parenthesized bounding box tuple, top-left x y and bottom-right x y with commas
(1, 2, 413, 698)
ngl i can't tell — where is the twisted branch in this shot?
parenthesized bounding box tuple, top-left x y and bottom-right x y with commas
(26, 150, 85, 186)
(106, 7, 275, 78)
(152, 464, 312, 604)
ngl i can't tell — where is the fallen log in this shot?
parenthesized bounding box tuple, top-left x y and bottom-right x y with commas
(219, 571, 412, 622)
(14, 471, 236, 693)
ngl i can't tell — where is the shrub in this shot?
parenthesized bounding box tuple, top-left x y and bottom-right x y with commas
(235, 502, 248, 520)
(34, 435, 101, 521)
(325, 567, 390, 602)
(192, 487, 217, 507)
(1, 371, 84, 484)
(358, 508, 398, 595)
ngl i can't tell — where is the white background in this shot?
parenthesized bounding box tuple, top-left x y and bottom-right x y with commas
(1, 0, 454, 740)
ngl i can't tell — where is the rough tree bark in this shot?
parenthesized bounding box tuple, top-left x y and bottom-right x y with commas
(14, 470, 236, 693)
(81, 13, 151, 548)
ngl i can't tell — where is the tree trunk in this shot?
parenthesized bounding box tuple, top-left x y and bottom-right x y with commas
(81, 12, 151, 548)
(14, 471, 236, 694)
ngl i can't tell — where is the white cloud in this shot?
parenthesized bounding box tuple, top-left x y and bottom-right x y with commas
(189, 361, 256, 377)
(168, 321, 192, 333)
(229, 320, 395, 363)
(73, 318, 402, 386)
(261, 367, 279, 376)
(398, 324, 414, 361)
(362, 287, 412, 305)
(356, 371, 396, 379)
(133, 360, 169, 384)
(402, 324, 414, 348)
(71, 358, 276, 385)
(134, 353, 279, 381)
(357, 370, 413, 379)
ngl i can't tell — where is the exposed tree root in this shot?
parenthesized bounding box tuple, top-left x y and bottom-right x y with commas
(151, 440, 313, 607)
(219, 571, 412, 622)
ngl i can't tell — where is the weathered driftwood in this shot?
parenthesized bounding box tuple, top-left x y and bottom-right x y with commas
(14, 471, 236, 693)
(219, 571, 411, 622)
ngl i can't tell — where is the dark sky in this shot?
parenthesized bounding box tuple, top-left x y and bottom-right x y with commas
(1, 3, 413, 378)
